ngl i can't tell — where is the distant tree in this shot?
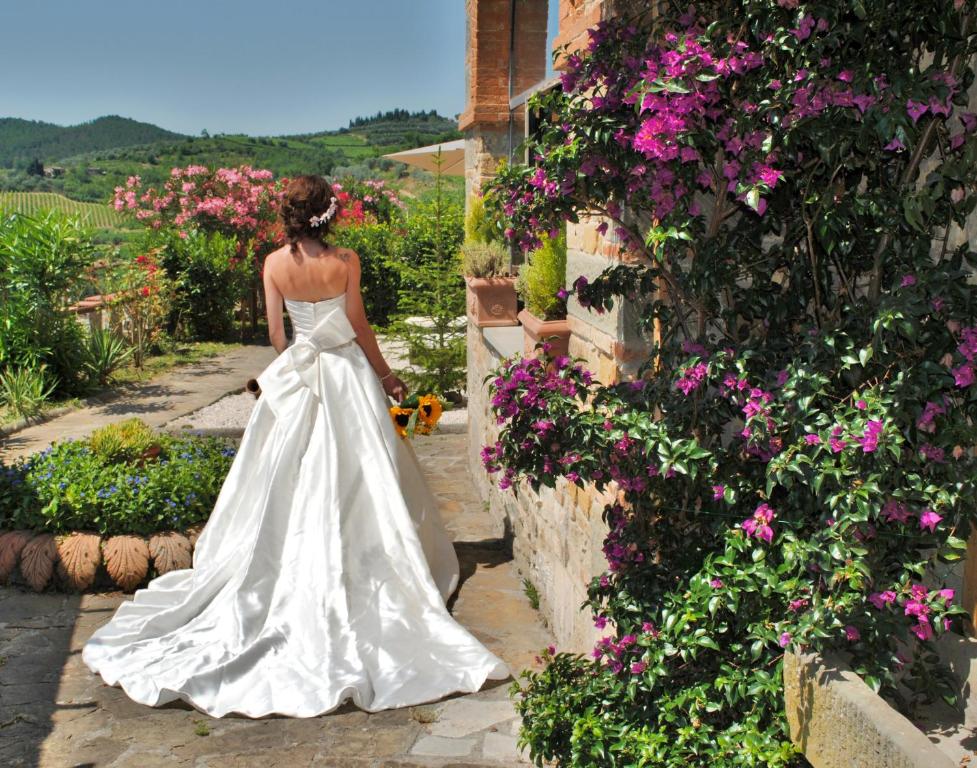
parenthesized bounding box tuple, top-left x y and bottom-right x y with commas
(25, 158, 44, 176)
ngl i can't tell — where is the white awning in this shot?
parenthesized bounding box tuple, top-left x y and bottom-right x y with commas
(383, 139, 465, 176)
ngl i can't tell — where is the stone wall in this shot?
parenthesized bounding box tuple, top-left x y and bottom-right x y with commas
(461, 0, 653, 653)
(467, 321, 612, 651)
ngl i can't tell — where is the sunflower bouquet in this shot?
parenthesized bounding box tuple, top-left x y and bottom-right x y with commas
(389, 393, 443, 438)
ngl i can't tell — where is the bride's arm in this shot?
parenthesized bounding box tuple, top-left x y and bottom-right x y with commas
(343, 250, 407, 400)
(262, 256, 288, 354)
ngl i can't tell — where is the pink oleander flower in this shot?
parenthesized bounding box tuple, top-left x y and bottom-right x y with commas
(804, 434, 822, 445)
(919, 443, 945, 463)
(900, 274, 917, 288)
(939, 588, 955, 603)
(712, 484, 725, 500)
(788, 598, 809, 612)
(779, 632, 791, 648)
(709, 578, 723, 589)
(844, 625, 860, 642)
(630, 661, 647, 674)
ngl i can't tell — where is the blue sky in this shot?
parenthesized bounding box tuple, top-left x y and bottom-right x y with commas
(0, 0, 560, 136)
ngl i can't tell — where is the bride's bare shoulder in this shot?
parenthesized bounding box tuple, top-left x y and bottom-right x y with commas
(265, 244, 290, 264)
(332, 247, 359, 264)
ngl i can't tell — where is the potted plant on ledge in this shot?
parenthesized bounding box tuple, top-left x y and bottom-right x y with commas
(516, 230, 569, 357)
(461, 240, 518, 327)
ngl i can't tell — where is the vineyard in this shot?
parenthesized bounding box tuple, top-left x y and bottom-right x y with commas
(0, 192, 125, 228)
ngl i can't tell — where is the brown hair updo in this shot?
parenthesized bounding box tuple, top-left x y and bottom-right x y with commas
(280, 175, 342, 253)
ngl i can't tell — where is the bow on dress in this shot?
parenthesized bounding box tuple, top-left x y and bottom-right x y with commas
(256, 304, 359, 416)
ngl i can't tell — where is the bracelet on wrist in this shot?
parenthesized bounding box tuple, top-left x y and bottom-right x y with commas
(380, 370, 395, 382)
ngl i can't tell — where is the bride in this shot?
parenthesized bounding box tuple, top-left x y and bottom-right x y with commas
(82, 175, 509, 718)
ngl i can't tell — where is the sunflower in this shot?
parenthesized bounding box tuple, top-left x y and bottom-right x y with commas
(417, 394, 443, 430)
(389, 406, 414, 438)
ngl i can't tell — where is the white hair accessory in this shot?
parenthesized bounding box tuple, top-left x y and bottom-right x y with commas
(309, 197, 338, 228)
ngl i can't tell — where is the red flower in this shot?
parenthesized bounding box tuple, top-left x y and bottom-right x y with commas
(140, 287, 151, 297)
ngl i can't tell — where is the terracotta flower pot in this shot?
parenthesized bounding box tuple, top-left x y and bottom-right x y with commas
(465, 276, 518, 327)
(518, 308, 571, 359)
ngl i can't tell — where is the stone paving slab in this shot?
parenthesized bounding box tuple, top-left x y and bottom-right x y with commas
(0, 432, 551, 767)
(0, 344, 278, 462)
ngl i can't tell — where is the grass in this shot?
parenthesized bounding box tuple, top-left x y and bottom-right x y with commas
(110, 341, 237, 385)
(0, 341, 236, 430)
(523, 577, 541, 611)
(0, 191, 126, 228)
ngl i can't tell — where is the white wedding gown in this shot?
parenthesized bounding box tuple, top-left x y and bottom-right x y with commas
(82, 294, 509, 718)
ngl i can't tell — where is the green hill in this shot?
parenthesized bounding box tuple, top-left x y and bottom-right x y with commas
(0, 115, 184, 166)
(0, 192, 126, 228)
(0, 110, 461, 206)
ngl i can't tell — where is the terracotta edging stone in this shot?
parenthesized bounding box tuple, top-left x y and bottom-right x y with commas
(784, 651, 955, 768)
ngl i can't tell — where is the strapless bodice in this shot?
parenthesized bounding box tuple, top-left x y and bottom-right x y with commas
(285, 294, 347, 338)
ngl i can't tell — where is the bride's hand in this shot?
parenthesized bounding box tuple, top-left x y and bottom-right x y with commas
(382, 374, 408, 402)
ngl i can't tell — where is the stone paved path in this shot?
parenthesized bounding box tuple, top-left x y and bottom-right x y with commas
(0, 432, 553, 767)
(0, 344, 278, 463)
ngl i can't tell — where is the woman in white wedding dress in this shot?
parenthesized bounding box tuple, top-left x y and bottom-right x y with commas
(82, 175, 509, 718)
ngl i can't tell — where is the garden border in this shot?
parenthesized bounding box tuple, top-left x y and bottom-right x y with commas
(784, 651, 956, 767)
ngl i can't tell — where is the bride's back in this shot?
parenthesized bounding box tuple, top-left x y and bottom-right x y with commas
(265, 242, 350, 302)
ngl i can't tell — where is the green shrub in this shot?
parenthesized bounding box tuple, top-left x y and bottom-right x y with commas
(389, 172, 466, 397)
(0, 210, 96, 397)
(515, 231, 566, 320)
(464, 193, 503, 244)
(80, 329, 131, 387)
(88, 418, 158, 464)
(0, 365, 56, 421)
(155, 229, 247, 340)
(0, 427, 237, 536)
(460, 241, 510, 278)
(333, 223, 401, 327)
(393, 197, 464, 288)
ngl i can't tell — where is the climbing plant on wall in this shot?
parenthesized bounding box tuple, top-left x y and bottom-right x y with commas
(484, 2, 977, 765)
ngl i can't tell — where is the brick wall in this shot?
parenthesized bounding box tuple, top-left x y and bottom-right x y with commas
(460, 0, 548, 198)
